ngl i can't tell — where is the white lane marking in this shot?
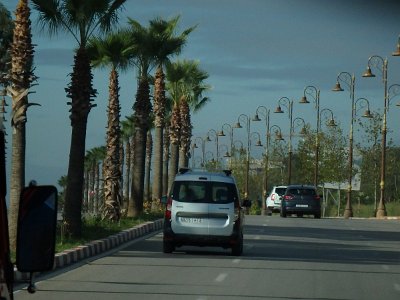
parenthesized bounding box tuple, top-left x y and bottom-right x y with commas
(394, 283, 400, 291)
(232, 258, 241, 264)
(255, 235, 261, 240)
(382, 265, 389, 270)
(215, 273, 228, 282)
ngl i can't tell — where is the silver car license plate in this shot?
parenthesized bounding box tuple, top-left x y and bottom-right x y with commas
(180, 217, 202, 223)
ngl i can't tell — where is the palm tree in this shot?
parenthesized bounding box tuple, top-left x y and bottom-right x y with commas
(32, 0, 126, 237)
(85, 146, 106, 215)
(0, 2, 13, 88)
(150, 16, 195, 204)
(125, 19, 158, 217)
(165, 60, 210, 186)
(8, 0, 38, 251)
(87, 30, 132, 221)
(120, 115, 134, 209)
(179, 62, 210, 168)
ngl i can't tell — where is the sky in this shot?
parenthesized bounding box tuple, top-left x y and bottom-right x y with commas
(1, 0, 400, 195)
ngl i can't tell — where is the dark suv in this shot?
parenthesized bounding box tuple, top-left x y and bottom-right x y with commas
(280, 185, 321, 218)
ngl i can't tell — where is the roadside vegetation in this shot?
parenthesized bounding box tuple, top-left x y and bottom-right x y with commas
(55, 211, 163, 253)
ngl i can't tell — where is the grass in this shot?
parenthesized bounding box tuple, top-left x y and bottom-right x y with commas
(55, 212, 163, 253)
(323, 201, 400, 218)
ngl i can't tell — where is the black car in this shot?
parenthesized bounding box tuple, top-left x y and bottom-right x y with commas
(280, 185, 321, 218)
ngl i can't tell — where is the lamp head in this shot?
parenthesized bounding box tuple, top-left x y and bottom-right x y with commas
(392, 42, 400, 56)
(332, 82, 344, 92)
(274, 105, 284, 113)
(299, 96, 310, 104)
(362, 66, 375, 78)
(233, 122, 242, 129)
(252, 114, 261, 121)
(327, 118, 337, 127)
(217, 130, 225, 137)
(255, 140, 263, 147)
(275, 132, 284, 141)
(362, 110, 373, 118)
(223, 151, 231, 158)
(206, 136, 212, 142)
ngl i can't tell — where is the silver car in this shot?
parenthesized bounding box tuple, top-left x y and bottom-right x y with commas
(162, 168, 251, 256)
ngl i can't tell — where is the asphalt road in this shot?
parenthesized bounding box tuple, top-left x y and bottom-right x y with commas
(14, 215, 400, 300)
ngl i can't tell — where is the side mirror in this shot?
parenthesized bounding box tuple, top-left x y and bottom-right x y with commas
(16, 185, 58, 274)
(160, 195, 168, 204)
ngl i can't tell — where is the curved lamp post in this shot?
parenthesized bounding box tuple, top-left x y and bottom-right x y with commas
(218, 144, 231, 163)
(332, 72, 375, 218)
(190, 143, 197, 168)
(252, 105, 270, 214)
(274, 97, 294, 185)
(316, 108, 337, 188)
(362, 55, 400, 218)
(194, 136, 208, 167)
(299, 86, 321, 187)
(207, 129, 220, 166)
(233, 114, 263, 199)
(219, 123, 233, 168)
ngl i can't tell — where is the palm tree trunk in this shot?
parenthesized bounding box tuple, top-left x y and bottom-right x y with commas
(152, 127, 163, 200)
(162, 125, 170, 196)
(8, 0, 36, 251)
(168, 103, 180, 190)
(64, 120, 88, 237)
(63, 47, 96, 238)
(128, 78, 151, 217)
(129, 129, 146, 217)
(123, 139, 131, 209)
(152, 65, 165, 203)
(169, 143, 179, 191)
(144, 130, 152, 201)
(9, 126, 25, 250)
(103, 67, 121, 221)
(179, 100, 191, 168)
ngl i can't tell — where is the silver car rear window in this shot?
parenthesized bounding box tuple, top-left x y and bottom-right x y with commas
(172, 181, 237, 204)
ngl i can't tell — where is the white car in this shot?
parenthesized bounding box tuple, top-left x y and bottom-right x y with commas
(266, 185, 287, 213)
(161, 168, 251, 256)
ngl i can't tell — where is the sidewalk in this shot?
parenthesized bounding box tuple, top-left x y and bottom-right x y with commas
(14, 219, 164, 281)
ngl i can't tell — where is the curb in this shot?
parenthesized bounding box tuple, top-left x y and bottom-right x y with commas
(14, 219, 164, 281)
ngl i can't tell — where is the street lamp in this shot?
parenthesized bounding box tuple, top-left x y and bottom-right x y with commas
(362, 55, 400, 218)
(233, 114, 262, 200)
(315, 108, 337, 188)
(274, 97, 294, 185)
(207, 129, 220, 167)
(332, 72, 374, 218)
(252, 105, 270, 215)
(190, 143, 198, 168)
(218, 144, 231, 161)
(193, 136, 208, 167)
(219, 123, 233, 168)
(299, 86, 320, 188)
